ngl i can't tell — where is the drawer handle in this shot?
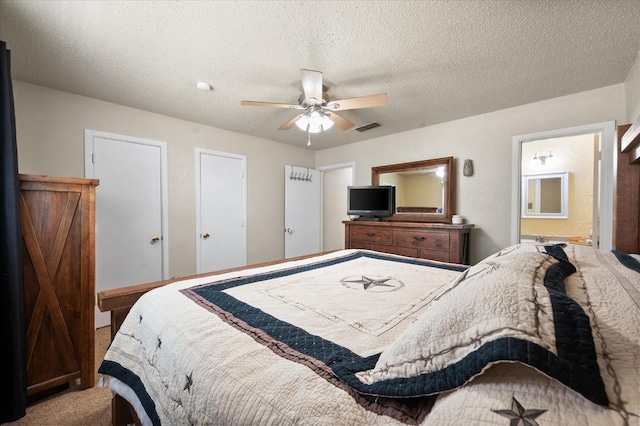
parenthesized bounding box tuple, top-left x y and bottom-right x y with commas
(413, 236, 427, 241)
(366, 232, 376, 237)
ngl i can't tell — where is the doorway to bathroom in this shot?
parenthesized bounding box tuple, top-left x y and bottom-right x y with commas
(511, 121, 615, 250)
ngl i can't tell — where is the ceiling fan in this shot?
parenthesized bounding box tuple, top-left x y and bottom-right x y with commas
(241, 69, 387, 145)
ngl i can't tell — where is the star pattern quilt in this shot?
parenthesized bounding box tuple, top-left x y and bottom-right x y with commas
(99, 246, 639, 425)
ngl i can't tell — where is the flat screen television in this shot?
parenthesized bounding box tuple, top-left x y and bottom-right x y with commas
(347, 185, 396, 220)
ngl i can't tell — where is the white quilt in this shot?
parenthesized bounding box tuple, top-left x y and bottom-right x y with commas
(99, 246, 640, 425)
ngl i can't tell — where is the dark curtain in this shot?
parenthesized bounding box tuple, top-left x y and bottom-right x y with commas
(0, 40, 27, 422)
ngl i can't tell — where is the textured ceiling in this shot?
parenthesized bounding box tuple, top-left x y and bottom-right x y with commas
(2, 1, 640, 151)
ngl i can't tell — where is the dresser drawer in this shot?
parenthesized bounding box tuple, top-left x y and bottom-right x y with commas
(350, 227, 393, 244)
(372, 244, 418, 258)
(344, 221, 472, 265)
(417, 249, 451, 263)
(350, 241, 372, 250)
(394, 230, 450, 250)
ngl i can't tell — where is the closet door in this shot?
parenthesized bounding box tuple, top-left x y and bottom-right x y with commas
(196, 149, 246, 273)
(20, 175, 98, 395)
(85, 130, 168, 328)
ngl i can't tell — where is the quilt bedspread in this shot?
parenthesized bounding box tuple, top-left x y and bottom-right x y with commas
(99, 246, 640, 425)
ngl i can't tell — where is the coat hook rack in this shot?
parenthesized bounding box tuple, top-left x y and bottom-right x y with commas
(289, 167, 313, 182)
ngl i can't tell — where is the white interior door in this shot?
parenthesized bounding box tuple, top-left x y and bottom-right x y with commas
(285, 165, 321, 258)
(196, 149, 246, 273)
(85, 130, 168, 328)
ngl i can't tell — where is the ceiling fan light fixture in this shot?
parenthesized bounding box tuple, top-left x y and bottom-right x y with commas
(295, 109, 334, 133)
(240, 69, 386, 139)
(309, 110, 322, 126)
(295, 114, 310, 131)
(307, 123, 323, 134)
(319, 113, 334, 131)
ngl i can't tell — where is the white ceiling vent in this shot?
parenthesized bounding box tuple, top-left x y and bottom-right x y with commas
(355, 122, 381, 132)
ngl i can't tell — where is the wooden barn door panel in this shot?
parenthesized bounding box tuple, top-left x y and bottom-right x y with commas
(20, 175, 98, 396)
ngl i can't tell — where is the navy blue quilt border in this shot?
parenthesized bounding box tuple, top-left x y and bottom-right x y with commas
(97, 251, 463, 425)
(334, 246, 608, 406)
(195, 250, 467, 293)
(186, 248, 607, 405)
(98, 360, 161, 426)
(101, 248, 607, 422)
(187, 251, 467, 369)
(612, 250, 640, 273)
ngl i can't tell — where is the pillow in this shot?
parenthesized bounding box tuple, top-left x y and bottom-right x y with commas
(332, 244, 608, 406)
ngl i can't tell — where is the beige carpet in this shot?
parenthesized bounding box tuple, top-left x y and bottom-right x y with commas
(9, 326, 112, 426)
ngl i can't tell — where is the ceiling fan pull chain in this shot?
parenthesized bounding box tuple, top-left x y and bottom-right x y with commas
(307, 129, 311, 146)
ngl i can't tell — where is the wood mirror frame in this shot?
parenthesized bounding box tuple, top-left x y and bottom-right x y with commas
(371, 156, 454, 223)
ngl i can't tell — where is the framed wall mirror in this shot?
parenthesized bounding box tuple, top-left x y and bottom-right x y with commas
(372, 157, 454, 223)
(521, 172, 569, 218)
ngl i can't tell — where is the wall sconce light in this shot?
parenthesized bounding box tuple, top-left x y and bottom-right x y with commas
(534, 151, 553, 165)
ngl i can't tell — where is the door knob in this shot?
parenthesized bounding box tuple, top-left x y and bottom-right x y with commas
(285, 228, 294, 235)
(202, 232, 210, 239)
(151, 236, 160, 244)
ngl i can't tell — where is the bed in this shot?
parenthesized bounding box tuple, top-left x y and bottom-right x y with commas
(97, 243, 639, 425)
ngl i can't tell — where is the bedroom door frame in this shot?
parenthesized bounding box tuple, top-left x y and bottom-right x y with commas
(318, 162, 355, 251)
(511, 121, 615, 250)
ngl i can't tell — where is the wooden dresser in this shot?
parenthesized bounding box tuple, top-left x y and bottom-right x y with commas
(20, 174, 98, 395)
(344, 221, 474, 264)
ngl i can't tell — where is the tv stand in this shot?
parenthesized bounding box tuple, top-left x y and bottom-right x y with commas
(343, 221, 474, 265)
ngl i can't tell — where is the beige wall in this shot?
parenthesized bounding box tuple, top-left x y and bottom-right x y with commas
(13, 81, 315, 278)
(626, 49, 640, 123)
(316, 84, 626, 264)
(14, 46, 640, 269)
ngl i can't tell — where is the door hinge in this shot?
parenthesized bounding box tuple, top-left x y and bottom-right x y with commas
(92, 153, 95, 164)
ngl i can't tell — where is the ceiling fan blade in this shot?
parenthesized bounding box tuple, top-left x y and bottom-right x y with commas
(300, 69, 323, 104)
(326, 93, 387, 111)
(241, 100, 303, 109)
(327, 112, 355, 131)
(278, 113, 305, 130)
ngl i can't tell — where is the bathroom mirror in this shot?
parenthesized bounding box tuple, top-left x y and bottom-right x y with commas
(372, 157, 454, 223)
(521, 172, 568, 218)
